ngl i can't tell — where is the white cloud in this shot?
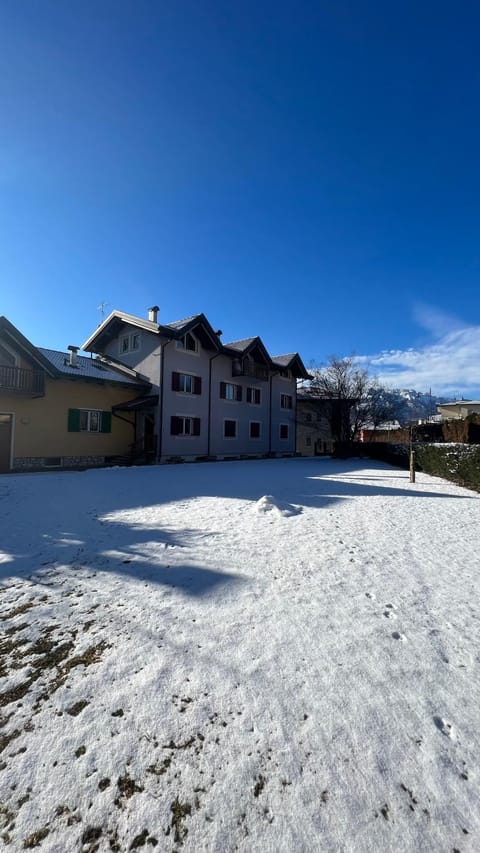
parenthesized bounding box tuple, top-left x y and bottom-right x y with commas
(357, 311, 480, 396)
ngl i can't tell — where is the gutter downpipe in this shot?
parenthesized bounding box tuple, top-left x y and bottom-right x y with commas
(157, 338, 173, 463)
(208, 351, 222, 458)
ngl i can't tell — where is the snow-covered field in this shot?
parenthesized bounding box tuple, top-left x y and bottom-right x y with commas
(1, 457, 479, 853)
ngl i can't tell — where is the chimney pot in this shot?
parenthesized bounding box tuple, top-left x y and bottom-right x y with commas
(67, 345, 79, 367)
(148, 306, 159, 323)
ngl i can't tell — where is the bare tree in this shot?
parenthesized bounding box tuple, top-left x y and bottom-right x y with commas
(306, 356, 406, 442)
(308, 355, 370, 442)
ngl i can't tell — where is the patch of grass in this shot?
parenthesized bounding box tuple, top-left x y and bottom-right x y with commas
(81, 826, 102, 845)
(0, 802, 16, 831)
(1, 601, 35, 621)
(23, 826, 50, 848)
(0, 728, 21, 754)
(66, 700, 89, 717)
(0, 678, 34, 708)
(147, 757, 171, 776)
(170, 798, 192, 844)
(254, 774, 266, 798)
(116, 774, 144, 799)
(129, 829, 148, 849)
(54, 642, 108, 689)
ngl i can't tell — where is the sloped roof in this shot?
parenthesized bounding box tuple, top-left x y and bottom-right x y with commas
(0, 316, 58, 376)
(38, 348, 147, 386)
(272, 353, 311, 379)
(164, 315, 202, 331)
(271, 353, 297, 367)
(223, 337, 257, 352)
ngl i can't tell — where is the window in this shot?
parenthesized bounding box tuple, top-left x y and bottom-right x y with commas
(176, 332, 198, 353)
(246, 387, 261, 405)
(172, 372, 202, 395)
(80, 410, 100, 432)
(120, 332, 141, 354)
(305, 436, 312, 447)
(170, 416, 200, 437)
(220, 382, 242, 402)
(249, 421, 261, 439)
(280, 394, 293, 409)
(224, 419, 237, 438)
(279, 423, 289, 440)
(67, 409, 111, 433)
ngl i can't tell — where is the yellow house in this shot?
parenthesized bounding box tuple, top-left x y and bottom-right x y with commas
(0, 317, 150, 473)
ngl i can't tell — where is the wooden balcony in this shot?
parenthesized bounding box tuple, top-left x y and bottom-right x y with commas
(232, 359, 269, 382)
(0, 365, 45, 396)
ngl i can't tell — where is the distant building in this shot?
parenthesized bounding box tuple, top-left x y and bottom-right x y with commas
(437, 401, 480, 420)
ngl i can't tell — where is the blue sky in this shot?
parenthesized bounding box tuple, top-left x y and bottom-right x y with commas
(1, 0, 480, 396)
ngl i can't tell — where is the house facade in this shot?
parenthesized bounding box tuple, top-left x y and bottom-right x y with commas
(0, 317, 148, 473)
(82, 307, 310, 463)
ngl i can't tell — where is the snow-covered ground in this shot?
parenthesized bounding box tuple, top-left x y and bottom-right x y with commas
(1, 457, 479, 852)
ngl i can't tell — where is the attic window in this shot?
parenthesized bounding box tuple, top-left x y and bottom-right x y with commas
(120, 333, 140, 355)
(177, 332, 198, 353)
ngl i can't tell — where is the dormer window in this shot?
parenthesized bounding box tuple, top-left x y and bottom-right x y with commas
(120, 332, 141, 355)
(177, 332, 198, 353)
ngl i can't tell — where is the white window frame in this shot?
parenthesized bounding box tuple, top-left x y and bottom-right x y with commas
(178, 373, 194, 394)
(279, 423, 289, 441)
(246, 387, 261, 405)
(223, 382, 239, 401)
(174, 416, 198, 437)
(249, 420, 262, 440)
(119, 332, 141, 355)
(280, 393, 293, 410)
(79, 409, 101, 433)
(223, 418, 237, 439)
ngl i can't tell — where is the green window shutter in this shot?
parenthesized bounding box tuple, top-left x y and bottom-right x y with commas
(68, 408, 80, 432)
(100, 411, 112, 433)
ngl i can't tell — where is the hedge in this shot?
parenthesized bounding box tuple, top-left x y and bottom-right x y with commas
(333, 441, 480, 493)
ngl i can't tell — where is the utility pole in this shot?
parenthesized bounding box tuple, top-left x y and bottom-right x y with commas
(409, 423, 415, 483)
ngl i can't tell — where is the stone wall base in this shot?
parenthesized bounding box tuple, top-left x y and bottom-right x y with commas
(13, 456, 106, 471)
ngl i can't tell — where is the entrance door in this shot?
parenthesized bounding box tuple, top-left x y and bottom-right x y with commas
(0, 414, 13, 473)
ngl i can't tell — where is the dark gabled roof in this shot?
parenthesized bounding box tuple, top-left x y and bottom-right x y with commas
(0, 316, 58, 376)
(223, 335, 271, 366)
(272, 353, 311, 380)
(164, 314, 202, 331)
(38, 348, 148, 387)
(223, 337, 257, 352)
(163, 313, 222, 351)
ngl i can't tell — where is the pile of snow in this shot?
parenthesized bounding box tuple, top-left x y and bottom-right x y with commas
(254, 494, 302, 517)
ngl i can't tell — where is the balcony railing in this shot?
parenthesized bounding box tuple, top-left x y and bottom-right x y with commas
(232, 359, 269, 382)
(0, 365, 45, 396)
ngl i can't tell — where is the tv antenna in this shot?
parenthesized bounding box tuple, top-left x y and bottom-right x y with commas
(97, 301, 109, 320)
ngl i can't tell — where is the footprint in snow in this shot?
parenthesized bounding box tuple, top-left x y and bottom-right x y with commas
(433, 716, 455, 738)
(391, 631, 407, 642)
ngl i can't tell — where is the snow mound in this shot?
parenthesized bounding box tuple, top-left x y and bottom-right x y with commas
(254, 494, 302, 517)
